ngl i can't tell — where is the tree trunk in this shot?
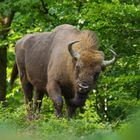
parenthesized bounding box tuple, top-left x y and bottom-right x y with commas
(0, 47, 7, 101)
(0, 10, 15, 101)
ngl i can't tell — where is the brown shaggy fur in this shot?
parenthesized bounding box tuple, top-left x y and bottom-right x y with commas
(79, 49, 104, 66)
(80, 30, 99, 50)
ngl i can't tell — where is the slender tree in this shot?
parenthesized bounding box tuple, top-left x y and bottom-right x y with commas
(0, 10, 15, 101)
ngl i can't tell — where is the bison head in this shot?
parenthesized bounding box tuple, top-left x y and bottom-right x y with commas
(68, 41, 117, 93)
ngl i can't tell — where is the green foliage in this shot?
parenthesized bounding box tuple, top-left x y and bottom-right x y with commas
(0, 104, 140, 140)
(0, 0, 140, 139)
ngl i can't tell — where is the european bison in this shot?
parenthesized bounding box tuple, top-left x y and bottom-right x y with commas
(10, 24, 116, 117)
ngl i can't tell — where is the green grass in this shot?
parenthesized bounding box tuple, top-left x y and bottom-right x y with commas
(2, 47, 139, 140)
(0, 102, 140, 140)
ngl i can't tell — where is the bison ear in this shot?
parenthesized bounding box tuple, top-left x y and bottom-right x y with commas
(68, 41, 80, 59)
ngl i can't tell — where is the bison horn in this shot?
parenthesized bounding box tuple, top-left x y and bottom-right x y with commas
(102, 49, 117, 67)
(68, 41, 80, 59)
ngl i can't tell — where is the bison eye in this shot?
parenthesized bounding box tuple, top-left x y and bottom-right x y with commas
(94, 73, 100, 81)
(75, 65, 80, 76)
(77, 66, 81, 72)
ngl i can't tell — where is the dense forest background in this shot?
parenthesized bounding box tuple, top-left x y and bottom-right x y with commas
(0, 0, 140, 140)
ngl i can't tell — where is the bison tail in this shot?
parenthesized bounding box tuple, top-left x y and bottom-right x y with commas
(10, 62, 18, 88)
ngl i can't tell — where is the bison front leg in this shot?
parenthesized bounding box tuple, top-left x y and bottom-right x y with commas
(47, 81, 63, 117)
(67, 105, 84, 118)
(67, 105, 76, 118)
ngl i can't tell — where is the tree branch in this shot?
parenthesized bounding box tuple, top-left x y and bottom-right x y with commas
(0, 10, 16, 39)
(2, 10, 15, 27)
(40, 0, 48, 15)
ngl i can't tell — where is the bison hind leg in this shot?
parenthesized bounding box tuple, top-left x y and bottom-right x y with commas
(34, 89, 44, 113)
(20, 74, 34, 120)
(20, 72, 33, 108)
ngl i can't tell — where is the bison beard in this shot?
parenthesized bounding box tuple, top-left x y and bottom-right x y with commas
(10, 24, 116, 118)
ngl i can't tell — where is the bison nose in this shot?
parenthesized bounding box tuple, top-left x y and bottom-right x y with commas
(78, 82, 89, 92)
